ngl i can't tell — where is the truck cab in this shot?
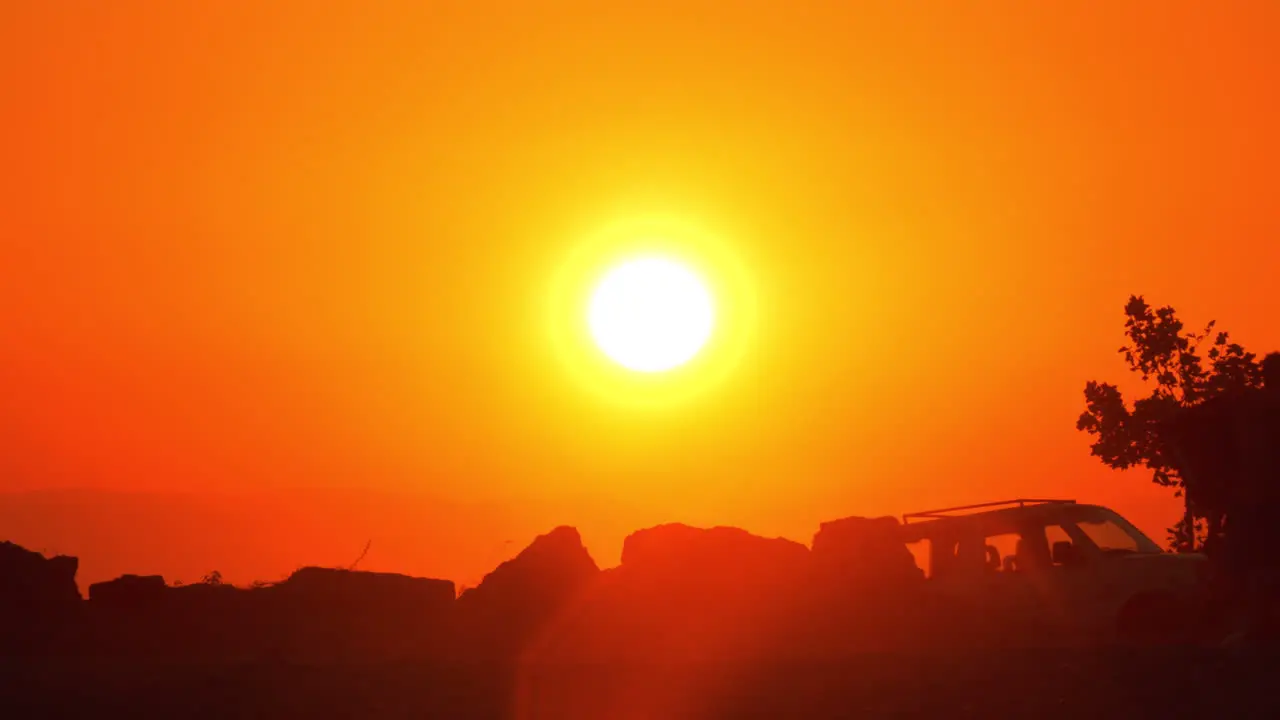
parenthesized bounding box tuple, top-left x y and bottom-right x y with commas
(898, 499, 1206, 644)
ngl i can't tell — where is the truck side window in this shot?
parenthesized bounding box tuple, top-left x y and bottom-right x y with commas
(1046, 524, 1075, 566)
(905, 539, 931, 579)
(982, 533, 1022, 572)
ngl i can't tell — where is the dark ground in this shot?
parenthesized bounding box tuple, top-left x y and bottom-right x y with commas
(5, 649, 1279, 719)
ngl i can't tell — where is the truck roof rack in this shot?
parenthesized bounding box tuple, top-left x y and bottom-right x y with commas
(902, 498, 1075, 524)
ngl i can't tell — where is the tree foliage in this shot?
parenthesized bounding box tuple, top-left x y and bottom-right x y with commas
(1077, 296, 1261, 551)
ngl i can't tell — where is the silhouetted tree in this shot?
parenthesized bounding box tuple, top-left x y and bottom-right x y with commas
(1077, 295, 1261, 551)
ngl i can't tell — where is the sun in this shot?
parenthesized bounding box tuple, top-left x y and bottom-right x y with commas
(587, 257, 715, 373)
(547, 216, 755, 408)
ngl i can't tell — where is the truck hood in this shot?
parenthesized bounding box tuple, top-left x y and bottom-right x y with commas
(1120, 551, 1208, 584)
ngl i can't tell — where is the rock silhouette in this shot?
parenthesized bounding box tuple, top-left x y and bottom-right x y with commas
(811, 515, 924, 589)
(621, 523, 810, 580)
(523, 524, 813, 665)
(804, 515, 950, 653)
(0, 504, 1257, 665)
(76, 567, 456, 659)
(0, 541, 80, 612)
(0, 541, 81, 653)
(87, 573, 167, 607)
(455, 525, 599, 660)
(265, 567, 456, 661)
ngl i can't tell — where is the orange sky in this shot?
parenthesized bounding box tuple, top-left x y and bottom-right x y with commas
(3, 2, 1279, 590)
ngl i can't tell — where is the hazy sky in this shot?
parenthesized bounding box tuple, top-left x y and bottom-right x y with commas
(3, 2, 1279, 589)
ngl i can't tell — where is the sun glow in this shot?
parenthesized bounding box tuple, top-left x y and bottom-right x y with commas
(547, 216, 756, 408)
(588, 258, 715, 373)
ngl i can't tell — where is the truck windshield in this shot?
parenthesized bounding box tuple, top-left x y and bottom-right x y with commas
(1075, 511, 1163, 554)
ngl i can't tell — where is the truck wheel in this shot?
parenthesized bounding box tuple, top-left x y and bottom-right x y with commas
(1116, 592, 1185, 646)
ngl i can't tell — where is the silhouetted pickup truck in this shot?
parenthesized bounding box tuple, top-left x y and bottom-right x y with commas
(897, 499, 1207, 645)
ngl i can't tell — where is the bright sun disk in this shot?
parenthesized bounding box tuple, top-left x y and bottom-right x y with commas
(588, 257, 715, 373)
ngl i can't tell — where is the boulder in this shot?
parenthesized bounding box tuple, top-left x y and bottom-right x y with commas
(264, 567, 457, 660)
(621, 523, 809, 589)
(276, 566, 456, 610)
(0, 541, 81, 611)
(165, 582, 256, 656)
(83, 574, 171, 655)
(810, 515, 924, 589)
(83, 568, 456, 661)
(0, 541, 82, 653)
(456, 526, 599, 660)
(808, 515, 968, 653)
(546, 524, 811, 663)
(87, 574, 167, 609)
